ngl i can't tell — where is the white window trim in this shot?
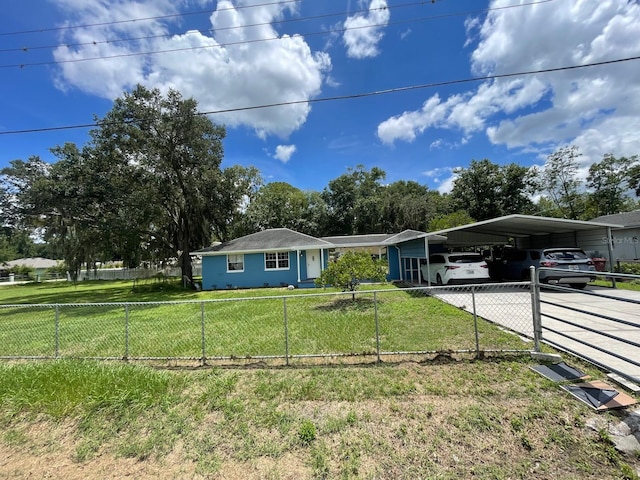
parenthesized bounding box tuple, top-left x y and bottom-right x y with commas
(264, 252, 290, 271)
(227, 254, 244, 273)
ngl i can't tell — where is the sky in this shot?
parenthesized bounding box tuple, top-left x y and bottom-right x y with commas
(1, 0, 640, 194)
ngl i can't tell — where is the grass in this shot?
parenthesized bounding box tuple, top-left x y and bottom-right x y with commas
(0, 280, 527, 360)
(592, 277, 640, 291)
(0, 280, 638, 478)
(0, 360, 638, 479)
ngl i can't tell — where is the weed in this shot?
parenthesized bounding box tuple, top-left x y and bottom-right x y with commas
(520, 433, 533, 451)
(510, 417, 524, 432)
(298, 419, 317, 445)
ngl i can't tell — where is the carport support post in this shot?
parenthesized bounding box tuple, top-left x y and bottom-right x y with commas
(530, 266, 542, 352)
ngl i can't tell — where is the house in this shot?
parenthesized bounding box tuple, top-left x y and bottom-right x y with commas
(591, 210, 640, 261)
(193, 228, 333, 290)
(5, 257, 60, 279)
(193, 228, 447, 290)
(193, 215, 621, 290)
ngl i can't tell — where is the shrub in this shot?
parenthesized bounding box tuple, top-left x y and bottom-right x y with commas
(315, 251, 387, 294)
(614, 262, 640, 276)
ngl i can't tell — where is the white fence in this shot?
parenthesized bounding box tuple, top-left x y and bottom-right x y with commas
(73, 265, 202, 281)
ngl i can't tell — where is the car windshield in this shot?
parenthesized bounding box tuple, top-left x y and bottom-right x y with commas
(448, 254, 483, 263)
(543, 250, 588, 260)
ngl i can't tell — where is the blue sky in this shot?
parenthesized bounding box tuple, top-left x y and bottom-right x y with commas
(2, 0, 640, 193)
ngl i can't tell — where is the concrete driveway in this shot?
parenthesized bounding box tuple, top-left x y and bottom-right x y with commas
(539, 285, 640, 382)
(431, 283, 640, 382)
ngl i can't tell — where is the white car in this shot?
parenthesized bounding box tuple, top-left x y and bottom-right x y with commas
(421, 252, 491, 285)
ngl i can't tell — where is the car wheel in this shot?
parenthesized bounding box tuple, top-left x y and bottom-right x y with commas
(436, 274, 443, 286)
(570, 283, 587, 290)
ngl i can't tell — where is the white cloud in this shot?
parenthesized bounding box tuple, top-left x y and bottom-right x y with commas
(343, 0, 390, 59)
(52, 0, 331, 139)
(376, 0, 640, 166)
(274, 144, 297, 163)
(422, 167, 458, 194)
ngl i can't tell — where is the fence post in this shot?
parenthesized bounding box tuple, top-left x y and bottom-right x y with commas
(471, 286, 480, 358)
(55, 304, 60, 358)
(374, 291, 381, 363)
(124, 304, 130, 361)
(283, 297, 289, 366)
(201, 302, 206, 366)
(530, 266, 542, 352)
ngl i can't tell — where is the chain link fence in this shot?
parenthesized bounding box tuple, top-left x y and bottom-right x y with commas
(0, 284, 536, 365)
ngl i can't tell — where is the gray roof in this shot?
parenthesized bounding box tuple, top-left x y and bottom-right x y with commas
(320, 233, 396, 247)
(591, 210, 640, 228)
(5, 257, 60, 269)
(193, 228, 333, 255)
(427, 214, 623, 247)
(384, 229, 447, 244)
(321, 230, 447, 247)
(194, 228, 449, 256)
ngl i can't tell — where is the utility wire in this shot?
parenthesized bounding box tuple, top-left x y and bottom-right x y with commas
(1, 54, 637, 136)
(0, 0, 435, 54)
(0, 0, 304, 37)
(0, 0, 552, 69)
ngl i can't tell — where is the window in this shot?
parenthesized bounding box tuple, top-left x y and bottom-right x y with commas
(227, 254, 244, 272)
(265, 252, 289, 270)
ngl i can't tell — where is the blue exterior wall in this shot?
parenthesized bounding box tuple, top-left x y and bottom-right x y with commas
(398, 238, 426, 258)
(201, 249, 330, 290)
(398, 239, 445, 258)
(387, 247, 400, 281)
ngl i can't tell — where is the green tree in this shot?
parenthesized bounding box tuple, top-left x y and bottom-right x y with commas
(428, 210, 475, 231)
(380, 181, 445, 232)
(245, 182, 308, 232)
(322, 165, 386, 235)
(89, 85, 226, 282)
(450, 159, 534, 221)
(298, 191, 330, 237)
(532, 146, 586, 219)
(2, 151, 93, 279)
(213, 165, 263, 241)
(315, 250, 387, 298)
(586, 154, 636, 217)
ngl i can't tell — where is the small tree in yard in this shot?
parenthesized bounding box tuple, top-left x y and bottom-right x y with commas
(315, 251, 387, 299)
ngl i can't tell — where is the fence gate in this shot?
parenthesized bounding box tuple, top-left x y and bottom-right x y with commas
(535, 268, 640, 382)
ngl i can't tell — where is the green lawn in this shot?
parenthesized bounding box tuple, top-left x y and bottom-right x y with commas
(0, 281, 637, 478)
(0, 280, 531, 361)
(0, 360, 637, 479)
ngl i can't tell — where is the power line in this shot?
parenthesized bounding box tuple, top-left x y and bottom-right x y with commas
(0, 1, 432, 54)
(0, 0, 303, 37)
(0, 0, 552, 69)
(1, 54, 637, 136)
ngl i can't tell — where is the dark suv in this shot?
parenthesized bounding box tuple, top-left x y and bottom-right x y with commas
(501, 248, 596, 288)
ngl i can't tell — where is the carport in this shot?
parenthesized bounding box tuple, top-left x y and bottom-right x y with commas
(421, 214, 623, 286)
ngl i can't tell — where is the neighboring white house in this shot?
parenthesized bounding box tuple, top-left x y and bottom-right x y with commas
(5, 257, 60, 279)
(591, 210, 640, 262)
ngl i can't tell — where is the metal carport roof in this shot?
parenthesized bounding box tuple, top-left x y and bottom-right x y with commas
(427, 214, 624, 247)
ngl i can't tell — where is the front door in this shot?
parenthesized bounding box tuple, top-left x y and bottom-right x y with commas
(306, 249, 321, 279)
